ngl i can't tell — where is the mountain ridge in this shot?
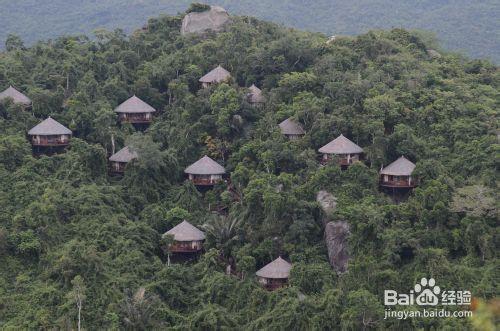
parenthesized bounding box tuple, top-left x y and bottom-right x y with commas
(0, 0, 498, 62)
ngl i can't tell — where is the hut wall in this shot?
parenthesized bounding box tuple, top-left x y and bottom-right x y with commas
(170, 240, 204, 252)
(380, 175, 416, 187)
(31, 134, 70, 146)
(322, 153, 360, 165)
(286, 134, 303, 140)
(258, 277, 288, 290)
(119, 113, 152, 123)
(191, 174, 223, 185)
(110, 161, 127, 173)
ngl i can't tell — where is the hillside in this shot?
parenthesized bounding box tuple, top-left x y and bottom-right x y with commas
(0, 0, 499, 62)
(0, 6, 498, 330)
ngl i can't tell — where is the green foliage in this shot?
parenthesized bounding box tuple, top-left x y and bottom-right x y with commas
(186, 3, 211, 14)
(0, 8, 497, 330)
(1, 1, 499, 63)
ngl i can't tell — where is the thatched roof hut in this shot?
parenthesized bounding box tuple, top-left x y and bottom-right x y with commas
(380, 156, 415, 176)
(0, 86, 31, 105)
(114, 95, 156, 114)
(199, 65, 231, 84)
(28, 117, 72, 136)
(184, 155, 226, 175)
(256, 257, 292, 279)
(318, 135, 363, 155)
(279, 118, 305, 136)
(247, 84, 264, 104)
(109, 146, 138, 163)
(163, 221, 206, 242)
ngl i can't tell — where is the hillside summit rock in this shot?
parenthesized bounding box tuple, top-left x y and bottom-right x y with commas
(181, 6, 230, 35)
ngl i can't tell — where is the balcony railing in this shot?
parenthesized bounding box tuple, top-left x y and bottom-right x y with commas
(190, 178, 223, 186)
(320, 155, 359, 166)
(31, 137, 70, 146)
(258, 277, 288, 291)
(380, 179, 417, 188)
(339, 158, 357, 166)
(109, 162, 126, 174)
(169, 242, 203, 253)
(119, 114, 152, 124)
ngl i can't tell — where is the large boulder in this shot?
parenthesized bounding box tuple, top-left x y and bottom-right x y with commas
(316, 190, 337, 218)
(181, 6, 230, 35)
(324, 221, 350, 274)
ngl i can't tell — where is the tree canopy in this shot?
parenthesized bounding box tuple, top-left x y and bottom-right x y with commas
(0, 7, 498, 330)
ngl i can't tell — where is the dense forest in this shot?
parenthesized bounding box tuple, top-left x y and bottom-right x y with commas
(1, 0, 499, 62)
(0, 5, 499, 330)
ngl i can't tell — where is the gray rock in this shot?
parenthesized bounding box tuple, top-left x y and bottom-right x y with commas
(316, 190, 337, 217)
(181, 6, 230, 35)
(426, 49, 442, 59)
(324, 221, 350, 274)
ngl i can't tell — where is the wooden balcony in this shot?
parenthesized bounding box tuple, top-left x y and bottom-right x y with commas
(190, 178, 224, 186)
(380, 178, 417, 188)
(320, 155, 360, 166)
(284, 134, 304, 140)
(339, 158, 357, 166)
(31, 136, 70, 147)
(109, 162, 126, 174)
(168, 241, 203, 253)
(258, 277, 288, 291)
(118, 113, 152, 124)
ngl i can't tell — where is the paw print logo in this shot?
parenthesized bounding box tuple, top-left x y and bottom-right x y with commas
(415, 278, 440, 306)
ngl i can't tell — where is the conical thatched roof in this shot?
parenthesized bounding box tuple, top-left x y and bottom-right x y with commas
(256, 257, 292, 279)
(380, 156, 416, 176)
(247, 84, 264, 103)
(28, 117, 72, 136)
(0, 86, 31, 105)
(184, 155, 226, 175)
(114, 95, 156, 113)
(109, 146, 138, 163)
(318, 134, 363, 154)
(199, 65, 231, 83)
(279, 118, 305, 135)
(163, 220, 206, 242)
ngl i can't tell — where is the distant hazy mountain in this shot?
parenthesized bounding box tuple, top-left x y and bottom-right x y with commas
(0, 0, 498, 62)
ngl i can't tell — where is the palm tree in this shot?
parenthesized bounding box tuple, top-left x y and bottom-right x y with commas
(202, 214, 241, 260)
(122, 287, 161, 330)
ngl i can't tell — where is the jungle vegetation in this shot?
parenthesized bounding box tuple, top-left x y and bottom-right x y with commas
(0, 0, 499, 62)
(0, 6, 498, 330)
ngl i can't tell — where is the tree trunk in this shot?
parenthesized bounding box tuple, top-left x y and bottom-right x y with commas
(111, 133, 115, 155)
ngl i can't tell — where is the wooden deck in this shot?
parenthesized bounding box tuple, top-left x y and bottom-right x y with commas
(118, 114, 152, 124)
(320, 156, 360, 166)
(190, 178, 224, 186)
(259, 278, 288, 291)
(109, 162, 126, 174)
(380, 179, 417, 188)
(31, 137, 70, 147)
(169, 242, 203, 253)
